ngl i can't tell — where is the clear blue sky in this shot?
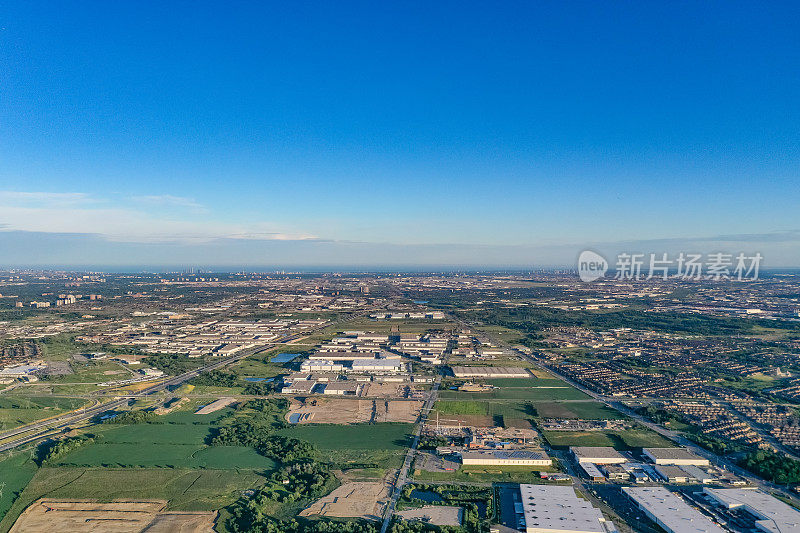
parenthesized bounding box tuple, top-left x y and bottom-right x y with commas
(1, 1, 799, 267)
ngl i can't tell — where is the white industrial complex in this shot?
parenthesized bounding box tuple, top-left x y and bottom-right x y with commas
(642, 448, 710, 466)
(518, 484, 615, 533)
(622, 486, 725, 533)
(703, 488, 800, 533)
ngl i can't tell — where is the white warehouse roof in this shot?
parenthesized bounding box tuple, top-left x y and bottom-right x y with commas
(519, 484, 610, 533)
(623, 487, 725, 533)
(703, 488, 800, 533)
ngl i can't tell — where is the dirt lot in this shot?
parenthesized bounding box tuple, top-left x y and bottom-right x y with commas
(10, 499, 216, 533)
(431, 414, 495, 427)
(396, 505, 463, 526)
(361, 382, 407, 397)
(300, 482, 390, 520)
(287, 398, 422, 424)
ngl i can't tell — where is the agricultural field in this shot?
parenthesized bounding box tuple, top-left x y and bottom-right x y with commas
(542, 429, 675, 449)
(278, 422, 413, 470)
(438, 386, 589, 401)
(49, 409, 278, 471)
(0, 452, 38, 523)
(0, 396, 90, 431)
(0, 467, 267, 532)
(531, 401, 626, 420)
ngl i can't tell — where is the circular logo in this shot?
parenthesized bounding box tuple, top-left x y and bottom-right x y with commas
(578, 250, 608, 282)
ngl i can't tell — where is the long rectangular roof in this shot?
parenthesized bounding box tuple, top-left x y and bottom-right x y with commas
(703, 488, 800, 533)
(519, 484, 608, 533)
(623, 487, 725, 533)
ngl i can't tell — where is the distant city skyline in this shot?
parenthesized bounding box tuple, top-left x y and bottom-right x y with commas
(1, 2, 798, 266)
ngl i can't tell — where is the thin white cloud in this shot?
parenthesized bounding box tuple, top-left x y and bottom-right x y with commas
(131, 194, 207, 212)
(0, 191, 316, 243)
(0, 191, 93, 207)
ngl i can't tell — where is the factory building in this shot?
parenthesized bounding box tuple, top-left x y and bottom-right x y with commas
(703, 488, 800, 533)
(450, 366, 531, 378)
(570, 447, 627, 464)
(623, 487, 725, 533)
(643, 448, 710, 466)
(518, 484, 614, 533)
(460, 450, 551, 467)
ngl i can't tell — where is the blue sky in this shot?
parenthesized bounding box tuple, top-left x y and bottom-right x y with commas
(1, 1, 799, 267)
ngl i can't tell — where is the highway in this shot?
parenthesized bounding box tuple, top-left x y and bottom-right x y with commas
(0, 318, 345, 453)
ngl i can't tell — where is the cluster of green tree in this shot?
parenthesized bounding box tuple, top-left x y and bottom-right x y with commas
(242, 380, 279, 395)
(636, 406, 688, 426)
(103, 410, 162, 424)
(271, 461, 336, 501)
(685, 433, 746, 455)
(418, 435, 448, 450)
(226, 513, 381, 533)
(191, 370, 241, 387)
(35, 434, 95, 465)
(144, 353, 206, 375)
(399, 484, 489, 531)
(209, 399, 314, 461)
(739, 450, 800, 485)
(459, 306, 799, 336)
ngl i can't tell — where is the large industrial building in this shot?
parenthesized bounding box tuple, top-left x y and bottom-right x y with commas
(518, 484, 614, 533)
(623, 487, 725, 533)
(459, 450, 551, 467)
(703, 488, 800, 533)
(642, 448, 710, 466)
(570, 447, 627, 464)
(450, 366, 531, 378)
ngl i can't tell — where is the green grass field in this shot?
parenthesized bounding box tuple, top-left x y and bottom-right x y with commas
(278, 423, 414, 469)
(531, 401, 626, 419)
(280, 423, 413, 450)
(542, 429, 675, 449)
(57, 442, 277, 470)
(0, 452, 38, 524)
(52, 408, 279, 470)
(486, 378, 565, 387)
(0, 396, 89, 431)
(438, 386, 589, 401)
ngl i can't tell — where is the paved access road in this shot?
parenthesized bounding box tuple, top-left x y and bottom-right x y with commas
(0, 312, 360, 453)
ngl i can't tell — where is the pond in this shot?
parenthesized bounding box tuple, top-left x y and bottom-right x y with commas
(409, 490, 443, 503)
(270, 353, 299, 363)
(243, 377, 274, 383)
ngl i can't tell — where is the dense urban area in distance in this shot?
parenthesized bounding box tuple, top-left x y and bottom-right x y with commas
(1, 269, 800, 533)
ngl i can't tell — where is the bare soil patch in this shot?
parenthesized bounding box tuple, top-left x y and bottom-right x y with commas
(10, 499, 216, 533)
(300, 482, 390, 520)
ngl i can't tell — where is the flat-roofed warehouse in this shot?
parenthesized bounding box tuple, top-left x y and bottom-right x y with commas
(460, 450, 551, 467)
(281, 380, 317, 394)
(622, 487, 725, 533)
(643, 447, 710, 466)
(518, 484, 614, 533)
(570, 447, 627, 464)
(703, 488, 800, 533)
(450, 366, 531, 378)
